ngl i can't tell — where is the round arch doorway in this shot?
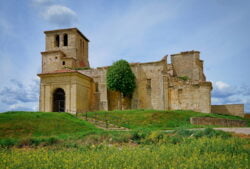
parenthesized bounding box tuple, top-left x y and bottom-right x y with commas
(53, 88, 65, 112)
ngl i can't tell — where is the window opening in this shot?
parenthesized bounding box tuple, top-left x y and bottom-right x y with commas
(55, 35, 60, 47)
(146, 79, 151, 89)
(63, 34, 68, 46)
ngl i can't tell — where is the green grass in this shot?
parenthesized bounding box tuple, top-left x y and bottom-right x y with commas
(0, 135, 248, 169)
(0, 111, 100, 147)
(0, 111, 249, 168)
(0, 110, 249, 148)
(0, 111, 248, 169)
(83, 109, 250, 130)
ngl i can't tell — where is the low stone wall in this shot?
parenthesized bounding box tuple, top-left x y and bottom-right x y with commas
(244, 114, 250, 119)
(190, 117, 248, 127)
(211, 104, 245, 117)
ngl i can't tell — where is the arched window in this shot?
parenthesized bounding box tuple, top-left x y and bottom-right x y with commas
(55, 35, 60, 47)
(53, 88, 65, 112)
(62, 61, 65, 65)
(63, 34, 68, 46)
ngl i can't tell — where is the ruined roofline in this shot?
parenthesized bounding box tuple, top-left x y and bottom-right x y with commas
(44, 28, 90, 42)
(170, 50, 200, 56)
(130, 58, 166, 66)
(85, 50, 202, 70)
(92, 59, 166, 70)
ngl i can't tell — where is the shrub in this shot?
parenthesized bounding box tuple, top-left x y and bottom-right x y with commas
(131, 128, 151, 142)
(174, 128, 232, 139)
(0, 139, 17, 148)
(46, 137, 59, 145)
(145, 131, 164, 143)
(106, 60, 136, 97)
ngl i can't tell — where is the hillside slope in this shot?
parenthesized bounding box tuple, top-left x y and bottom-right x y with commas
(83, 109, 249, 130)
(0, 111, 98, 139)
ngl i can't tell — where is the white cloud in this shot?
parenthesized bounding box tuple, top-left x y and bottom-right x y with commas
(212, 81, 236, 98)
(212, 81, 250, 112)
(0, 79, 39, 110)
(8, 103, 38, 111)
(42, 5, 77, 27)
(214, 81, 230, 90)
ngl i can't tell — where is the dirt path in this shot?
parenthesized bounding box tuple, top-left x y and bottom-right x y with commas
(213, 128, 250, 135)
(165, 128, 250, 135)
(79, 117, 129, 131)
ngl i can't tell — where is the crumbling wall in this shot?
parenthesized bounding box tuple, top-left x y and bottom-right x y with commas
(211, 104, 245, 117)
(168, 79, 212, 113)
(79, 53, 212, 113)
(190, 117, 248, 127)
(130, 60, 168, 110)
(171, 51, 205, 82)
(80, 59, 168, 111)
(79, 51, 214, 114)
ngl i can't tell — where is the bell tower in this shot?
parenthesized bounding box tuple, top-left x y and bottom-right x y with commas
(41, 28, 90, 73)
(38, 28, 94, 114)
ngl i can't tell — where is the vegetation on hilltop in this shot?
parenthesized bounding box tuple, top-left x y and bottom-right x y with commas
(83, 109, 250, 130)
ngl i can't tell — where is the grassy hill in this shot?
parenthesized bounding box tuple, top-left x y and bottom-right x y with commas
(0, 111, 248, 168)
(83, 109, 249, 130)
(0, 110, 249, 147)
(0, 111, 99, 146)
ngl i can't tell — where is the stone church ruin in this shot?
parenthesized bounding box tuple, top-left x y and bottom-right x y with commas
(38, 28, 244, 117)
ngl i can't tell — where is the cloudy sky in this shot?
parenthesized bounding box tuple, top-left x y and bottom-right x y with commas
(0, 0, 250, 113)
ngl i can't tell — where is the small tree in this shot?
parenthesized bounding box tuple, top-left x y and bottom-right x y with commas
(106, 59, 136, 97)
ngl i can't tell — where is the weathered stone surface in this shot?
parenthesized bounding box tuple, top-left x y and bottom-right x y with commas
(190, 117, 248, 127)
(42, 28, 89, 73)
(211, 104, 245, 117)
(38, 71, 94, 114)
(37, 28, 243, 115)
(80, 52, 212, 113)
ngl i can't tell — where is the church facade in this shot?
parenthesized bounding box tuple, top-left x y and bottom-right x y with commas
(38, 28, 213, 114)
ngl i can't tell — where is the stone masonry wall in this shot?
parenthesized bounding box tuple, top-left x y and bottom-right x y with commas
(39, 28, 216, 115)
(79, 55, 212, 113)
(38, 72, 93, 114)
(211, 104, 245, 117)
(130, 60, 168, 110)
(190, 117, 248, 127)
(168, 79, 212, 113)
(79, 68, 109, 111)
(45, 30, 78, 59)
(80, 59, 168, 111)
(44, 28, 89, 69)
(171, 51, 205, 82)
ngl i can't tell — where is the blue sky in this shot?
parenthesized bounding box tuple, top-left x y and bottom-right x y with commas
(0, 0, 250, 113)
